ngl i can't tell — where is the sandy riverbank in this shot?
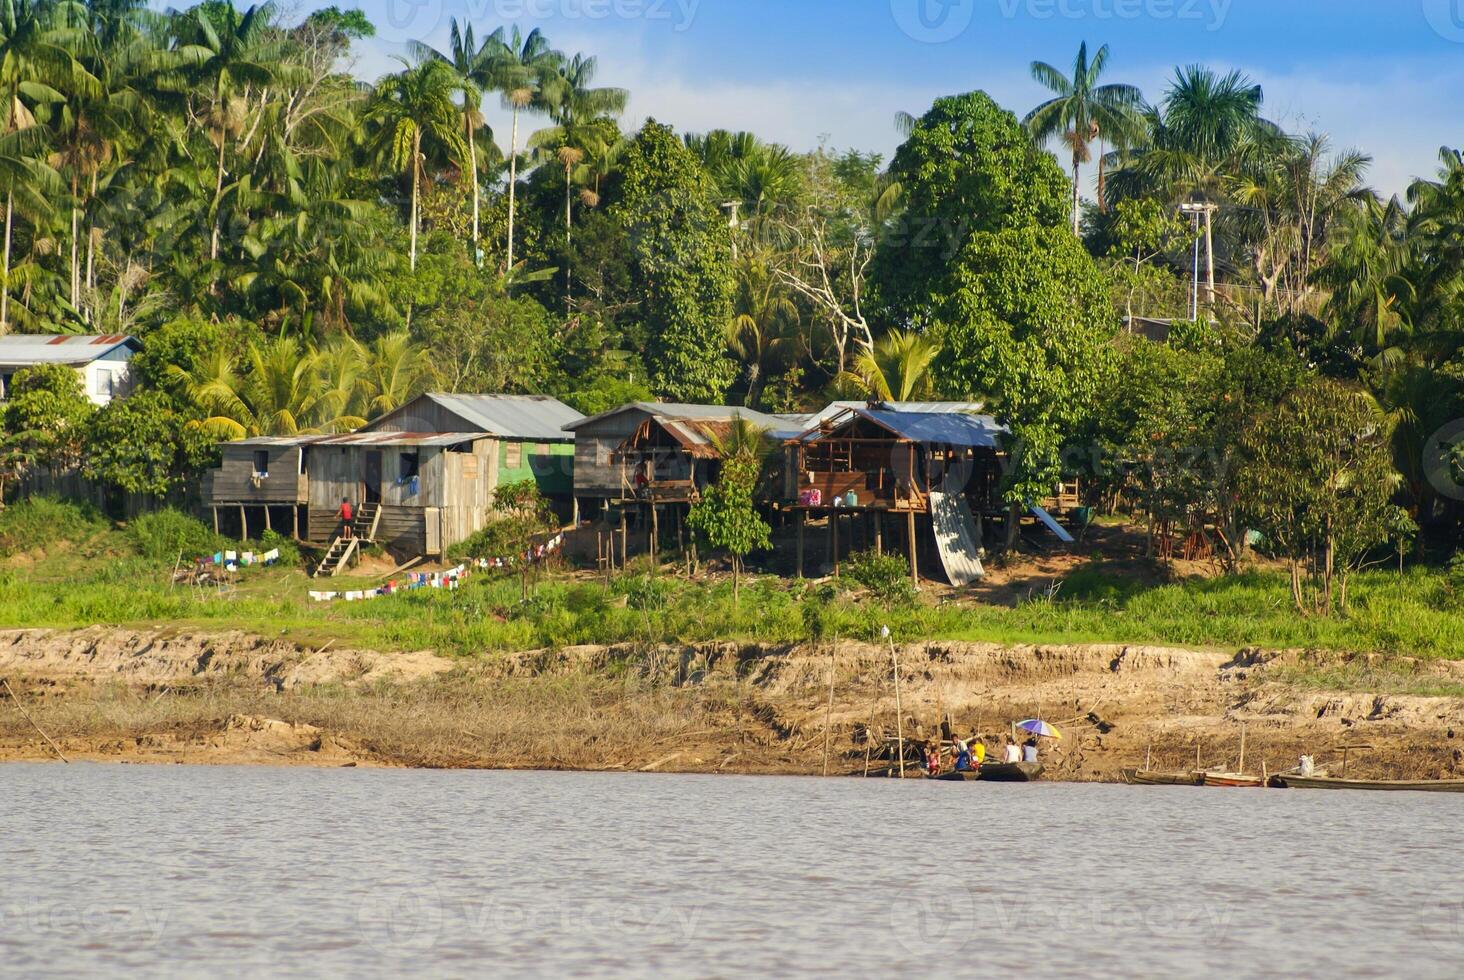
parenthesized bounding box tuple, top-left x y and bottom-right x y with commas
(4, 627, 1464, 780)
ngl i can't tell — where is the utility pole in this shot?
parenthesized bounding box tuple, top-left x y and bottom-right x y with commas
(722, 201, 742, 260)
(1179, 202, 1219, 320)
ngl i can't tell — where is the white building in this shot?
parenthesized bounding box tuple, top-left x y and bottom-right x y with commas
(0, 334, 141, 406)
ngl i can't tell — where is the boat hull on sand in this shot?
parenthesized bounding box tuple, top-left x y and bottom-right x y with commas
(1121, 768, 1202, 786)
(1269, 774, 1464, 793)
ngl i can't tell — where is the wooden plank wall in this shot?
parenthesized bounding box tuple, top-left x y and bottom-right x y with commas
(207, 445, 306, 503)
(572, 411, 645, 497)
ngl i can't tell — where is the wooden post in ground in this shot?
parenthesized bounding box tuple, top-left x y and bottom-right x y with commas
(264, 506, 272, 533)
(906, 510, 918, 584)
(212, 507, 219, 535)
(239, 504, 246, 539)
(619, 510, 628, 570)
(650, 503, 659, 564)
(292, 506, 299, 541)
(887, 628, 905, 778)
(796, 510, 805, 579)
(822, 638, 837, 777)
(831, 513, 841, 577)
(874, 513, 882, 556)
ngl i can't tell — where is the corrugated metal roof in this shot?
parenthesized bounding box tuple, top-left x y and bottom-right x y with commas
(230, 432, 487, 449)
(366, 393, 583, 440)
(800, 400, 988, 429)
(0, 334, 139, 366)
(567, 402, 805, 440)
(803, 407, 1008, 449)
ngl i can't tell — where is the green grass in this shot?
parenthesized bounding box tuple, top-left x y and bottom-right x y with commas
(4, 501, 1464, 665)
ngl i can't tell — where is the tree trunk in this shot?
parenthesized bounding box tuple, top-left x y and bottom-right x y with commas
(210, 112, 226, 262)
(1071, 150, 1082, 236)
(506, 107, 520, 273)
(732, 554, 740, 608)
(466, 108, 480, 266)
(85, 171, 97, 304)
(1097, 138, 1107, 213)
(1, 189, 12, 334)
(69, 173, 79, 309)
(564, 164, 573, 310)
(409, 132, 421, 273)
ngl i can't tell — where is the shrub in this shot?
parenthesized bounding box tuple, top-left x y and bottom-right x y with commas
(0, 497, 107, 556)
(126, 509, 228, 564)
(842, 549, 917, 606)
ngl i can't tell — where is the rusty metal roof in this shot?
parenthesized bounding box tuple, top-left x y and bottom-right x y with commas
(229, 432, 488, 449)
(363, 393, 583, 440)
(0, 333, 139, 366)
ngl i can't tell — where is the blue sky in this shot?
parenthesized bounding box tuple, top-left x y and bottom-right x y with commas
(333, 0, 1464, 197)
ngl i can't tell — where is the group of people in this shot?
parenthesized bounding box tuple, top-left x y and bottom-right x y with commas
(920, 733, 1041, 776)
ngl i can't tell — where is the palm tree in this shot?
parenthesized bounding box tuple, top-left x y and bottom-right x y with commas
(172, 2, 288, 264)
(534, 52, 627, 244)
(364, 58, 467, 272)
(357, 330, 423, 416)
(1024, 42, 1144, 234)
(413, 18, 497, 266)
(179, 335, 366, 438)
(484, 25, 556, 274)
(725, 252, 798, 408)
(837, 330, 942, 402)
(0, 0, 93, 331)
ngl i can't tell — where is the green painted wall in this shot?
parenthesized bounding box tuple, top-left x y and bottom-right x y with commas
(499, 439, 575, 497)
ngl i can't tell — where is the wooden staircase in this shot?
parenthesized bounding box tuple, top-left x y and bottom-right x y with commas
(353, 502, 382, 543)
(311, 503, 382, 578)
(313, 536, 360, 578)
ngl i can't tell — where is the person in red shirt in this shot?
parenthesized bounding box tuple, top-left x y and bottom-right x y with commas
(339, 497, 354, 539)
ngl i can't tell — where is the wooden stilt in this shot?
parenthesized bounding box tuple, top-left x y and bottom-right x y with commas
(619, 510, 628, 570)
(239, 504, 247, 540)
(874, 513, 883, 556)
(292, 506, 300, 541)
(796, 510, 805, 579)
(263, 506, 272, 533)
(831, 512, 841, 577)
(650, 503, 659, 564)
(212, 507, 219, 535)
(906, 509, 918, 583)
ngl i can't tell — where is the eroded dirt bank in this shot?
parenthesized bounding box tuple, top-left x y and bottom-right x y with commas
(3, 627, 1464, 780)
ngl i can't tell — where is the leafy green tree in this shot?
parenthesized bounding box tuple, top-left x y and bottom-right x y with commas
(82, 389, 210, 497)
(686, 452, 770, 606)
(1024, 41, 1144, 232)
(870, 91, 1071, 324)
(2, 362, 94, 475)
(1237, 378, 1414, 613)
(612, 120, 736, 402)
(932, 224, 1116, 523)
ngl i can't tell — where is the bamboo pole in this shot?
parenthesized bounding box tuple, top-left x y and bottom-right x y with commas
(885, 626, 905, 777)
(3, 678, 68, 763)
(822, 634, 838, 777)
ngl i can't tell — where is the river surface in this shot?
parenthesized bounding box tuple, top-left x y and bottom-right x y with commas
(2, 764, 1462, 978)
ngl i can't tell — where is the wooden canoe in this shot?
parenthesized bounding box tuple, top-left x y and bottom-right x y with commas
(931, 762, 1043, 783)
(978, 761, 1043, 782)
(1201, 771, 1266, 788)
(1122, 768, 1203, 786)
(1270, 773, 1464, 793)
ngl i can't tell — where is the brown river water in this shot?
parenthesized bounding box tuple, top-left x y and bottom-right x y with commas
(1, 763, 1461, 977)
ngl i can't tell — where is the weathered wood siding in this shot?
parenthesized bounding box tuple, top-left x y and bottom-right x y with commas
(206, 445, 307, 504)
(572, 412, 646, 498)
(303, 439, 497, 556)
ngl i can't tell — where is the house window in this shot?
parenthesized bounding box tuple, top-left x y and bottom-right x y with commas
(0, 373, 11, 400)
(399, 451, 420, 482)
(504, 443, 522, 468)
(252, 451, 270, 478)
(95, 368, 113, 398)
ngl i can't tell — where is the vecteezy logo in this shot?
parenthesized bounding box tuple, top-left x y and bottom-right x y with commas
(890, 0, 976, 43)
(375, 0, 444, 44)
(1423, 0, 1464, 42)
(357, 882, 444, 956)
(889, 872, 978, 954)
